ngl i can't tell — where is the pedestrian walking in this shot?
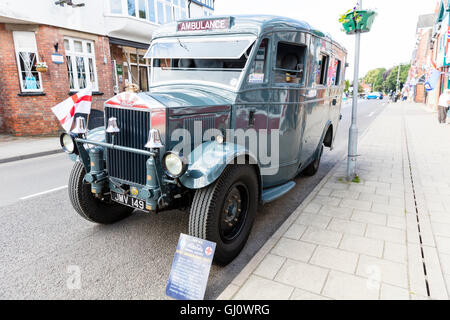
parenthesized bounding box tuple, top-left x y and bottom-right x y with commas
(438, 89, 450, 124)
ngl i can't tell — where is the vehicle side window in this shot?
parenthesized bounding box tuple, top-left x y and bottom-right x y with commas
(274, 42, 306, 85)
(247, 39, 269, 84)
(334, 59, 342, 85)
(317, 53, 329, 85)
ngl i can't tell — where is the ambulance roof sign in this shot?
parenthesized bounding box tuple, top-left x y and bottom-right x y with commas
(177, 17, 231, 32)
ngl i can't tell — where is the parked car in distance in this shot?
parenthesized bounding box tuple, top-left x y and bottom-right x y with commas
(366, 92, 383, 100)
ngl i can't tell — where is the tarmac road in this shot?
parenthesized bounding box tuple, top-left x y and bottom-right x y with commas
(0, 98, 387, 299)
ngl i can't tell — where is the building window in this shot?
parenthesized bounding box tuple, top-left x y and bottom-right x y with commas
(147, 0, 156, 22)
(138, 0, 146, 18)
(165, 3, 172, 22)
(113, 0, 189, 23)
(64, 37, 98, 91)
(127, 0, 136, 16)
(109, 0, 122, 14)
(124, 53, 151, 92)
(13, 31, 43, 92)
(157, 1, 165, 24)
(192, 0, 214, 10)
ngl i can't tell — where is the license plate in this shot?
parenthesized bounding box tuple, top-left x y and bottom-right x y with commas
(111, 191, 145, 210)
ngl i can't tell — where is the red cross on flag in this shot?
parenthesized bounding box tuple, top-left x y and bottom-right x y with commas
(51, 86, 92, 132)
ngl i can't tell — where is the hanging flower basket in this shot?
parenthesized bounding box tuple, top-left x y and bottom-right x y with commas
(339, 10, 376, 35)
(36, 62, 48, 73)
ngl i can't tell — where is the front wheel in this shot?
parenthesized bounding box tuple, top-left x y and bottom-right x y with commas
(68, 161, 134, 224)
(189, 165, 259, 265)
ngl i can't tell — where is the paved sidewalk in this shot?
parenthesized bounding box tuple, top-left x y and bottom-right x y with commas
(218, 102, 450, 300)
(0, 135, 61, 163)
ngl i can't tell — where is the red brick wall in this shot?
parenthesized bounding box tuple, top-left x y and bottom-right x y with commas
(0, 24, 114, 136)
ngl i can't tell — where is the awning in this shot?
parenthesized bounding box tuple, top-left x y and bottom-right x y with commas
(108, 37, 150, 50)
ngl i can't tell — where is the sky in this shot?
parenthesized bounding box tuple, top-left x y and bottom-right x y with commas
(214, 0, 438, 80)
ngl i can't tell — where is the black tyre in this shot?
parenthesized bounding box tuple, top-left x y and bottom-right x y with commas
(68, 161, 134, 224)
(303, 144, 324, 176)
(189, 165, 259, 265)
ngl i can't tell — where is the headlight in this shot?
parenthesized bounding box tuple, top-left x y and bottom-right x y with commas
(162, 152, 187, 178)
(60, 133, 77, 154)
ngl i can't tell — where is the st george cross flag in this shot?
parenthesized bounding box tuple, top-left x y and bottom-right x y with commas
(51, 86, 92, 132)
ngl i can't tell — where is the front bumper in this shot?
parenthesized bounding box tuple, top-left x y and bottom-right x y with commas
(73, 136, 163, 212)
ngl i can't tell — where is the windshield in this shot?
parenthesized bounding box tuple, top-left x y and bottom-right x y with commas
(145, 35, 257, 90)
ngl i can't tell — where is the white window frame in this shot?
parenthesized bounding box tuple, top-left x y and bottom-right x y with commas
(64, 37, 99, 92)
(107, 0, 189, 24)
(108, 0, 123, 15)
(125, 53, 151, 91)
(13, 31, 43, 93)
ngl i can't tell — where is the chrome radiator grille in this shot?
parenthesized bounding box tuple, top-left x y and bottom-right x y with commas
(105, 106, 151, 185)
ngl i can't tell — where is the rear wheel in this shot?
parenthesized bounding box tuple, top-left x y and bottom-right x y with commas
(68, 161, 134, 224)
(189, 165, 259, 265)
(303, 144, 324, 176)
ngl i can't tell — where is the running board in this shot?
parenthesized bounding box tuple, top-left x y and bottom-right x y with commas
(261, 181, 296, 204)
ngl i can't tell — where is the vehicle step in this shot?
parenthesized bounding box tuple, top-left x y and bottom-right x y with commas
(261, 181, 296, 204)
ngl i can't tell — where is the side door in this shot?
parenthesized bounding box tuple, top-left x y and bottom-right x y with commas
(265, 32, 310, 185)
(299, 36, 330, 167)
(235, 36, 272, 172)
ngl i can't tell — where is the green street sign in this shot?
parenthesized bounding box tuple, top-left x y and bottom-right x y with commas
(116, 64, 123, 75)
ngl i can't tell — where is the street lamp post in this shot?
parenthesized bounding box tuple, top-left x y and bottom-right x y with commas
(396, 64, 402, 93)
(346, 1, 363, 181)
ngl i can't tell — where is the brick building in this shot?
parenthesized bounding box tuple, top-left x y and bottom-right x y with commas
(408, 14, 435, 104)
(0, 0, 214, 136)
(407, 0, 450, 110)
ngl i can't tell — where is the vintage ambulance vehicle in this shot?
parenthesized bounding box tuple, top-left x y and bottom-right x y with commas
(60, 16, 347, 264)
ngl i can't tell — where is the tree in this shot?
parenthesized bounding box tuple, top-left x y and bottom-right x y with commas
(364, 68, 386, 92)
(344, 80, 350, 93)
(381, 64, 410, 93)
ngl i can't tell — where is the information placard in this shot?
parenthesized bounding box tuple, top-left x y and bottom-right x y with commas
(51, 53, 64, 64)
(166, 233, 216, 300)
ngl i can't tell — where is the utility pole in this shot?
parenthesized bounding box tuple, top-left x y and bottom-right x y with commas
(347, 0, 362, 181)
(396, 64, 402, 93)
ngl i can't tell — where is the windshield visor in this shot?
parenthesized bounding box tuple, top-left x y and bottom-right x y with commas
(147, 35, 257, 90)
(145, 35, 257, 60)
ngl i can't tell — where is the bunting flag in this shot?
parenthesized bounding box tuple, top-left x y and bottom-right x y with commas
(51, 86, 92, 132)
(425, 69, 441, 92)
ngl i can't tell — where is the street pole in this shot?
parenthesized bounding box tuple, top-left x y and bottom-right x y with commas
(347, 1, 362, 181)
(396, 64, 401, 93)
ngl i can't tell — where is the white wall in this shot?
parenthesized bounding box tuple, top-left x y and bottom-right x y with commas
(0, 0, 106, 35)
(0, 0, 214, 43)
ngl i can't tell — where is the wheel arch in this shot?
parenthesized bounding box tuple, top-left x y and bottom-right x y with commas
(179, 141, 263, 199)
(323, 122, 334, 148)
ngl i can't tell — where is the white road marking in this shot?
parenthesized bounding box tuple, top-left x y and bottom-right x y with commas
(20, 186, 68, 200)
(368, 111, 376, 117)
